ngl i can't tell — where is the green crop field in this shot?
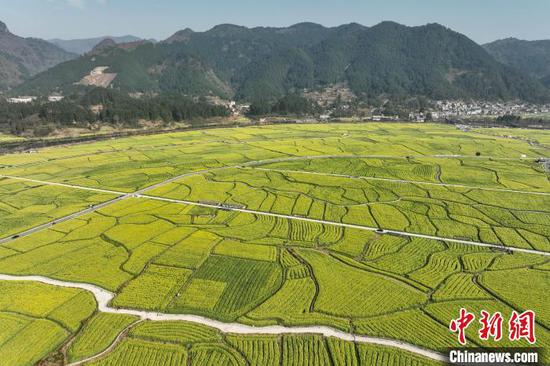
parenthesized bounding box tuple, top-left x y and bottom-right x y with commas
(67, 313, 139, 363)
(473, 127, 550, 146)
(145, 166, 550, 251)
(0, 134, 24, 143)
(0, 281, 96, 366)
(0, 123, 548, 365)
(0, 177, 117, 238)
(85, 320, 444, 366)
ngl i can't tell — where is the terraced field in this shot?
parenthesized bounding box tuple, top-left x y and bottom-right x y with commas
(0, 123, 548, 365)
(85, 321, 442, 366)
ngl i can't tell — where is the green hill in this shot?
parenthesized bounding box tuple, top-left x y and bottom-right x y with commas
(484, 38, 550, 87)
(14, 22, 550, 102)
(0, 21, 76, 91)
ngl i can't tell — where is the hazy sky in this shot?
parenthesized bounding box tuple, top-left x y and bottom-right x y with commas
(2, 0, 549, 44)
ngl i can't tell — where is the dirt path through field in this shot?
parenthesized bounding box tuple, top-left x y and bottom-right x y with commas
(139, 194, 550, 257)
(0, 274, 449, 363)
(251, 167, 550, 196)
(2, 163, 550, 256)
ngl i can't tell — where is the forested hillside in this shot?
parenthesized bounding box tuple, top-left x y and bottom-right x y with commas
(0, 88, 229, 136)
(484, 38, 550, 88)
(0, 21, 76, 90)
(15, 22, 549, 102)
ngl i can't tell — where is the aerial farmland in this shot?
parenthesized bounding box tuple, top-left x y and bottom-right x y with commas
(0, 123, 548, 365)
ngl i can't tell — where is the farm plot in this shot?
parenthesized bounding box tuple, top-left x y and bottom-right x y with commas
(0, 123, 548, 365)
(168, 255, 283, 320)
(146, 167, 550, 252)
(87, 338, 188, 366)
(474, 127, 550, 147)
(0, 136, 284, 192)
(67, 313, 139, 363)
(236, 123, 543, 158)
(255, 156, 550, 192)
(87, 320, 444, 366)
(0, 123, 543, 191)
(0, 281, 96, 366)
(0, 133, 24, 142)
(0, 177, 116, 238)
(1, 196, 547, 359)
(0, 216, 133, 291)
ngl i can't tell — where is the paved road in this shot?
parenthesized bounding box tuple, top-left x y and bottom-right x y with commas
(0, 175, 130, 245)
(2, 168, 549, 256)
(251, 167, 550, 196)
(135, 166, 237, 194)
(0, 169, 235, 244)
(0, 175, 127, 195)
(0, 152, 547, 362)
(5, 165, 549, 198)
(0, 195, 128, 245)
(1, 143, 547, 362)
(0, 274, 449, 363)
(139, 195, 550, 257)
(243, 153, 548, 163)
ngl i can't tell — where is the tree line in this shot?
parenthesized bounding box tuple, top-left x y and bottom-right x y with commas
(0, 89, 229, 136)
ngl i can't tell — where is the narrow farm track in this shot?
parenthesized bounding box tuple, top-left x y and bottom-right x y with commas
(138, 195, 550, 257)
(0, 195, 127, 245)
(2, 164, 550, 256)
(239, 154, 549, 169)
(0, 149, 548, 363)
(66, 320, 145, 366)
(250, 167, 550, 196)
(0, 166, 238, 244)
(0, 274, 449, 363)
(0, 175, 128, 195)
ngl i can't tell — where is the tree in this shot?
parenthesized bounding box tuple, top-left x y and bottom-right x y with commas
(247, 99, 272, 116)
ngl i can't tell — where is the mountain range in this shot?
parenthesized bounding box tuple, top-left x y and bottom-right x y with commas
(3, 21, 550, 103)
(49, 35, 145, 55)
(484, 38, 550, 88)
(0, 21, 75, 90)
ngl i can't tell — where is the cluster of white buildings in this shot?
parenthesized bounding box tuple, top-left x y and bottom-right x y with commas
(6, 96, 37, 104)
(5, 95, 64, 104)
(432, 100, 550, 119)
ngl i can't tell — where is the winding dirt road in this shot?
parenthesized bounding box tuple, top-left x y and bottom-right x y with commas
(1, 151, 547, 364)
(0, 274, 449, 363)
